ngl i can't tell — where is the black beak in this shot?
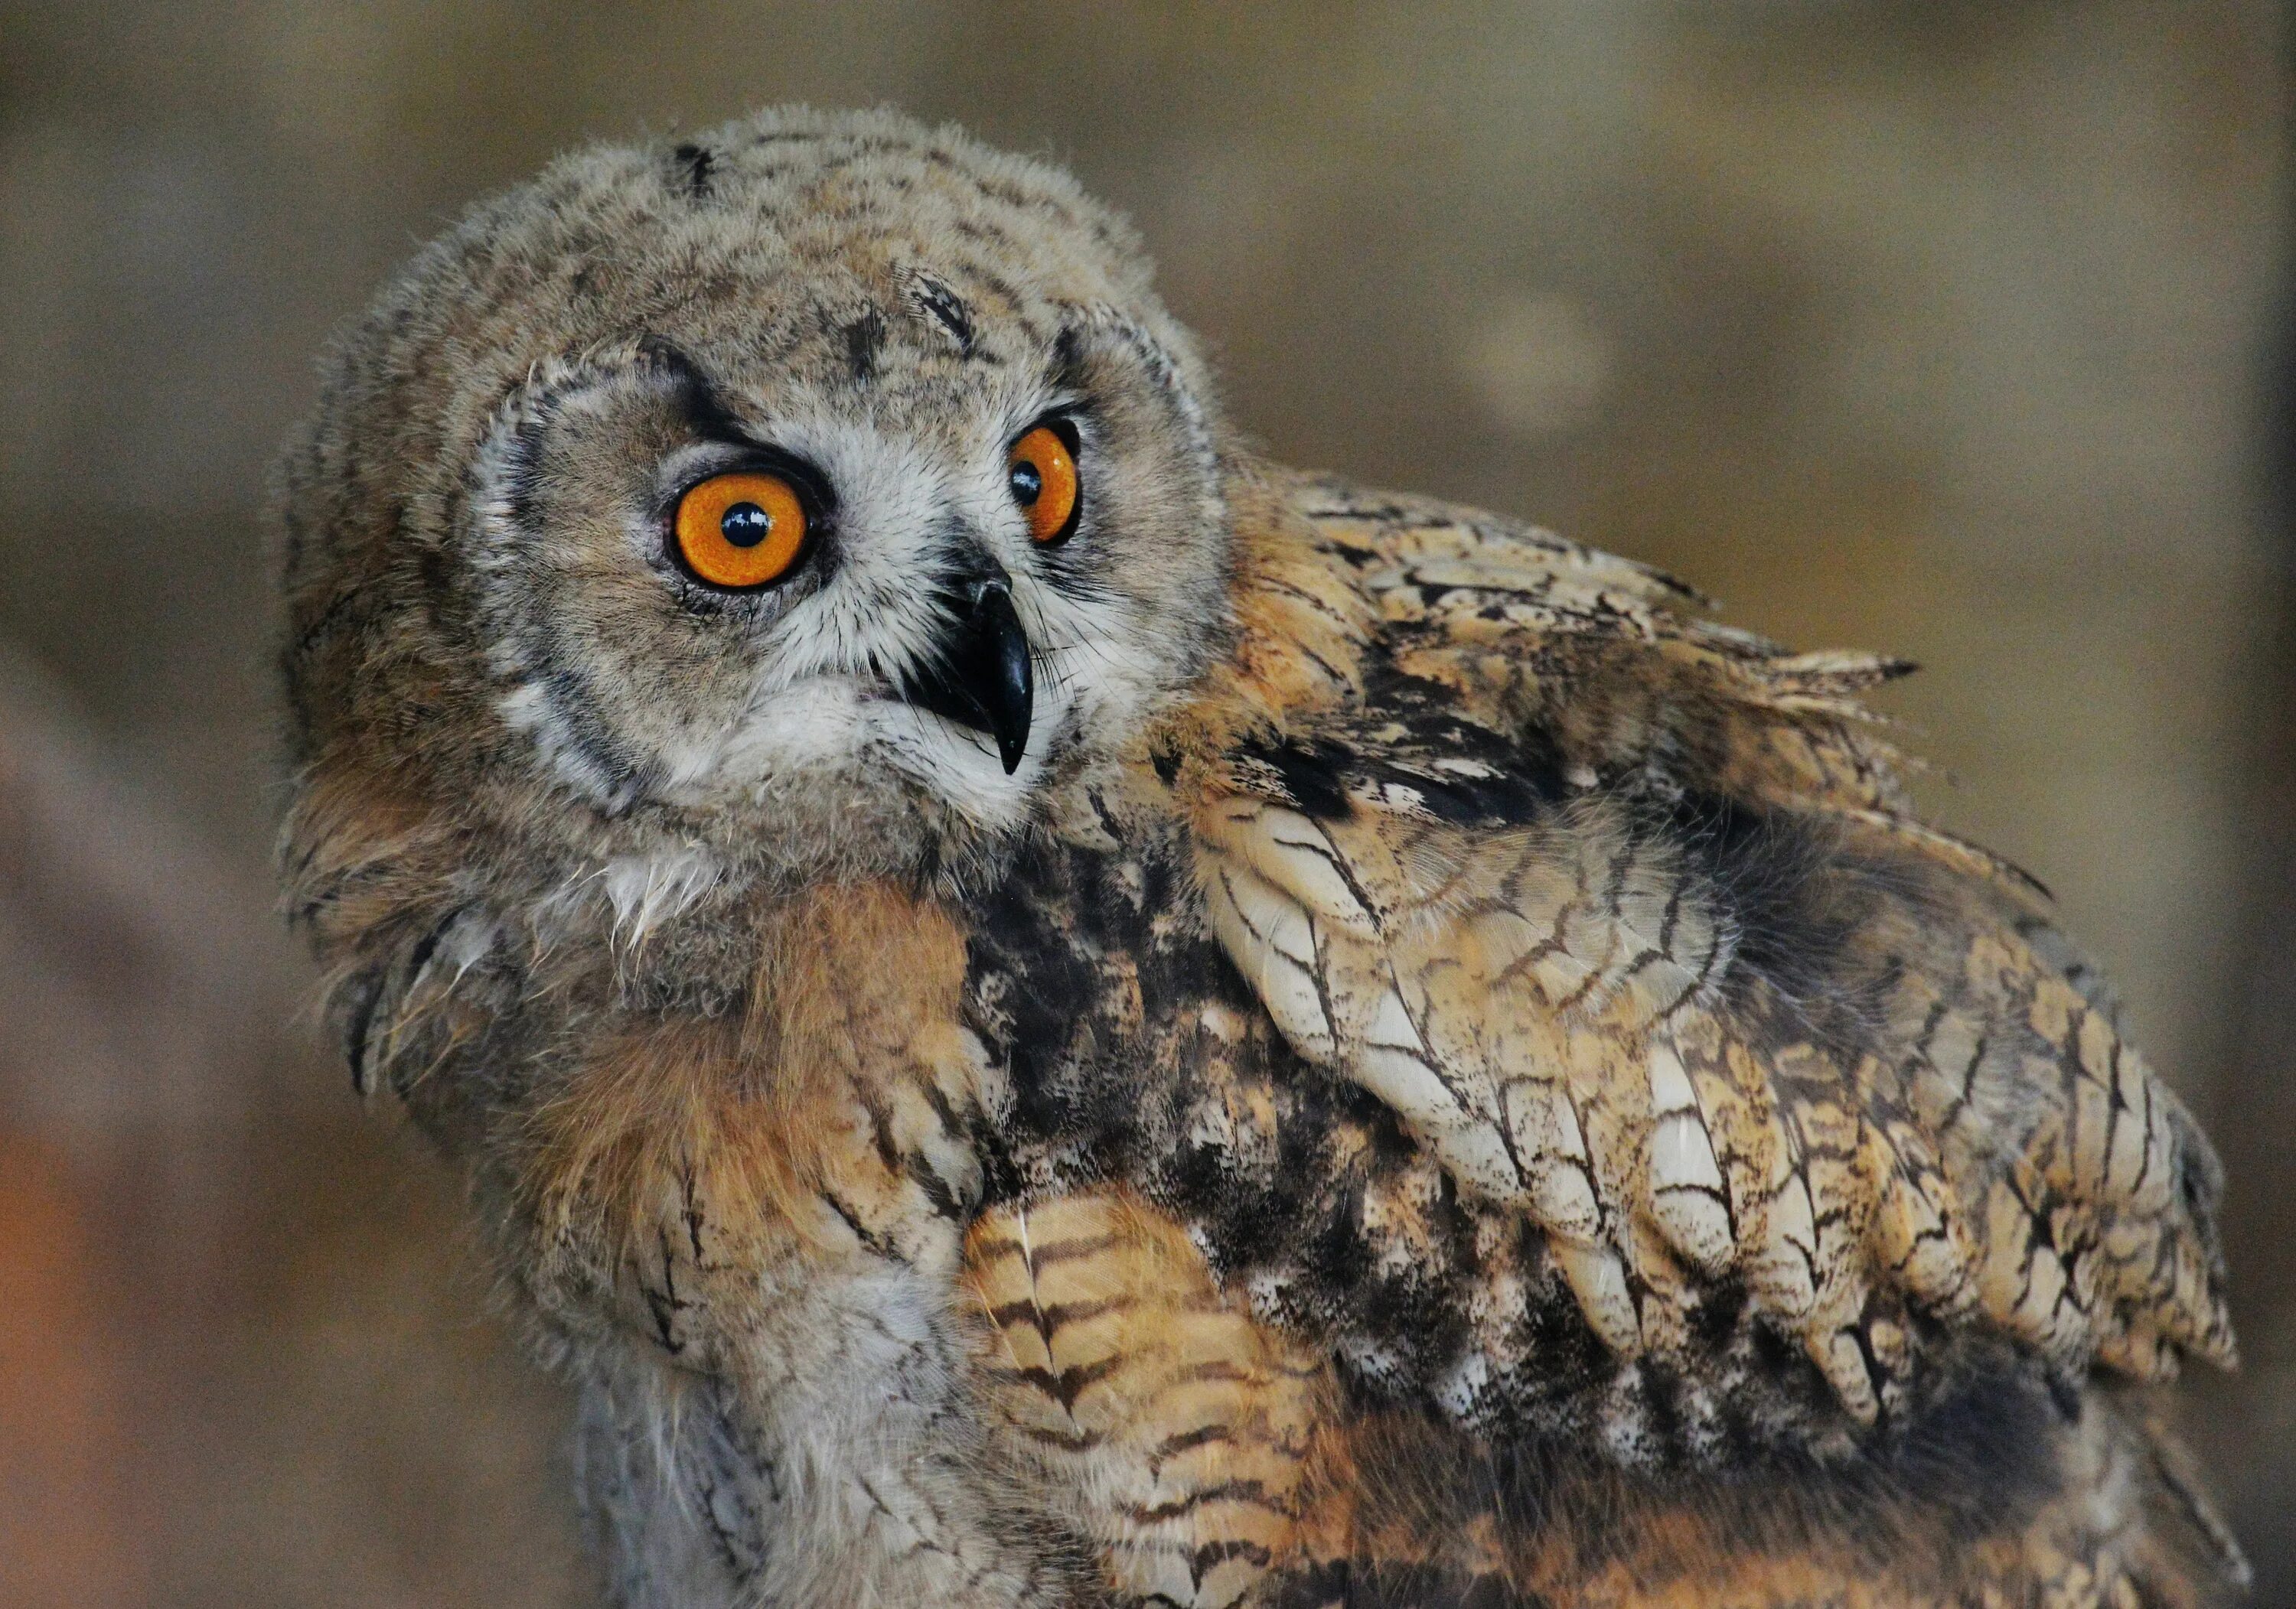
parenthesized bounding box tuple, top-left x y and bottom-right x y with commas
(899, 570, 1035, 774)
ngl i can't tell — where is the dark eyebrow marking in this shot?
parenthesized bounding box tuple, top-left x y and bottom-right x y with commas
(903, 271, 976, 357)
(842, 308, 886, 383)
(1053, 323, 1089, 390)
(631, 334, 837, 515)
(634, 335, 750, 441)
(671, 142, 715, 199)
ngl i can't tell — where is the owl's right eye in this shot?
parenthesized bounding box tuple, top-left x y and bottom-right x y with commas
(671, 471, 810, 590)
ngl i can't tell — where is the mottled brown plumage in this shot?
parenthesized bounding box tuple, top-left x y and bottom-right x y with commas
(275, 108, 2241, 1607)
(962, 465, 2239, 1604)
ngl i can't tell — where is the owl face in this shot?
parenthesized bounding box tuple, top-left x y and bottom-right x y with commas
(472, 295, 1221, 832)
(282, 110, 1231, 895)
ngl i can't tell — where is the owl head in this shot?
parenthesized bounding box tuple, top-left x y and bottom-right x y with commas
(278, 107, 1231, 909)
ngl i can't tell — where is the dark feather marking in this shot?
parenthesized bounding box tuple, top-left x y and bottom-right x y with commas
(289, 581, 365, 668)
(819, 1190, 902, 1262)
(494, 383, 553, 529)
(853, 1076, 904, 1179)
(639, 1228, 691, 1357)
(341, 970, 384, 1095)
(1009, 1355, 1123, 1412)
(1117, 1478, 1283, 1524)
(1245, 735, 1357, 820)
(1019, 1233, 1124, 1272)
(402, 905, 461, 989)
(533, 662, 657, 814)
(1324, 663, 1572, 822)
(905, 271, 976, 354)
(842, 307, 885, 382)
(670, 142, 714, 199)
(635, 334, 758, 445)
(987, 1295, 1135, 1333)
(906, 1154, 964, 1220)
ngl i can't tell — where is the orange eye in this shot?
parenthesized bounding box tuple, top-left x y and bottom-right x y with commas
(671, 471, 810, 590)
(1007, 423, 1080, 546)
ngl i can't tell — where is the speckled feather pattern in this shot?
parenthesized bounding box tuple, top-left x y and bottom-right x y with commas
(963, 467, 2240, 1605)
(275, 109, 2241, 1607)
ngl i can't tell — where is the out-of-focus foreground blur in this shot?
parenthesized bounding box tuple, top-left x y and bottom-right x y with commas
(1, 4, 2287, 1604)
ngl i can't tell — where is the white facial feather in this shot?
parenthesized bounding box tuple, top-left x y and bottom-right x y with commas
(494, 396, 1158, 834)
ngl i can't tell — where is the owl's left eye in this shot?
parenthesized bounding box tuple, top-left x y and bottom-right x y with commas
(671, 471, 810, 591)
(1008, 422, 1081, 547)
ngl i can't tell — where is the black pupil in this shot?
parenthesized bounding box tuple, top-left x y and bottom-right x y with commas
(1009, 460, 1043, 506)
(719, 502, 772, 547)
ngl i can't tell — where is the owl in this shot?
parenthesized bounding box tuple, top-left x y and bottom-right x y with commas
(275, 109, 2244, 1608)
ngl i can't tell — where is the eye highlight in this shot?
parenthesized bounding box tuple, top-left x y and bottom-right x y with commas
(1007, 422, 1080, 546)
(672, 471, 809, 590)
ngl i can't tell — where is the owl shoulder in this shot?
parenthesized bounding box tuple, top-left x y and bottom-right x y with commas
(1141, 461, 2230, 1425)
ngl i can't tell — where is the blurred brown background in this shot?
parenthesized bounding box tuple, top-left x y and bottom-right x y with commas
(0, 2, 2288, 1604)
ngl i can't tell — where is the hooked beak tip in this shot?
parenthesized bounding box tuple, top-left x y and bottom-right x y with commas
(899, 573, 1035, 775)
